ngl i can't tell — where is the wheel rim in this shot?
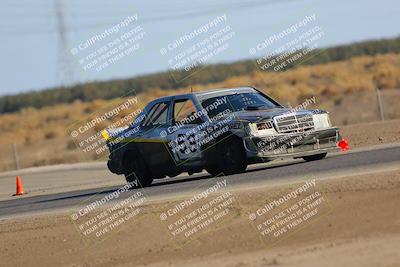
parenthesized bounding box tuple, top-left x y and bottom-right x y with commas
(222, 145, 238, 166)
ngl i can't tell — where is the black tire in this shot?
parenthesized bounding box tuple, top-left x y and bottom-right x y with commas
(205, 165, 221, 177)
(123, 151, 153, 187)
(302, 152, 327, 162)
(215, 136, 247, 175)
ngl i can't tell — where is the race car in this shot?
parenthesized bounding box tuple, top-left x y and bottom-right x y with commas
(105, 87, 341, 187)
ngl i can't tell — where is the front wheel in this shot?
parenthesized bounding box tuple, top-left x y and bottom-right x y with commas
(302, 152, 327, 162)
(205, 165, 222, 177)
(215, 137, 248, 175)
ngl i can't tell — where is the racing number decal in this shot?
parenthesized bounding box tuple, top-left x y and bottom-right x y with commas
(176, 133, 199, 160)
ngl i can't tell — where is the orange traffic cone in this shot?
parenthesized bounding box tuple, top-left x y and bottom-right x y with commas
(13, 176, 26, 196)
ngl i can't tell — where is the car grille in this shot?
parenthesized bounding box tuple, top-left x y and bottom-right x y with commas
(273, 113, 314, 133)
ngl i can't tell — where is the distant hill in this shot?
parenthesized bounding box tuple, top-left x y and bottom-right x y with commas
(0, 36, 399, 113)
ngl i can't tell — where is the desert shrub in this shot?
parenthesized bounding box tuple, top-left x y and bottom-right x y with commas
(66, 139, 77, 150)
(44, 130, 57, 139)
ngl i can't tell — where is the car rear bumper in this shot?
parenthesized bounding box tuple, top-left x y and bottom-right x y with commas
(243, 127, 341, 160)
(107, 159, 124, 175)
(107, 145, 124, 175)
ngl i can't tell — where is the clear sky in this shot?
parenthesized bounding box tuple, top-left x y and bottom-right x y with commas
(0, 0, 399, 96)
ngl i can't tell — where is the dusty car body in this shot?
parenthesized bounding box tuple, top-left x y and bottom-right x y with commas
(106, 87, 341, 186)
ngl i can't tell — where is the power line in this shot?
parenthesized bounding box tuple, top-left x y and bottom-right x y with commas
(54, 0, 74, 86)
(1, 0, 292, 35)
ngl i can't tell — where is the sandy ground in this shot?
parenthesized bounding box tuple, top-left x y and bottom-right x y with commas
(1, 169, 399, 267)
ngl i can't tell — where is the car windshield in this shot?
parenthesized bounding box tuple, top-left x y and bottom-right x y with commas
(201, 92, 280, 118)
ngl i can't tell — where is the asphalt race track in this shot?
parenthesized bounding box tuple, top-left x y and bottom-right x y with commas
(0, 145, 399, 219)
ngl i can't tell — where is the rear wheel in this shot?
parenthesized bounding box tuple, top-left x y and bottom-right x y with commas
(302, 152, 327, 162)
(123, 151, 153, 187)
(215, 137, 247, 175)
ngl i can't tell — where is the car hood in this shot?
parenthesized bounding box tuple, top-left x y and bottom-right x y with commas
(221, 108, 324, 122)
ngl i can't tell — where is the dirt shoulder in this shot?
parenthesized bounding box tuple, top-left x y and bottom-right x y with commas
(340, 119, 400, 148)
(1, 169, 399, 267)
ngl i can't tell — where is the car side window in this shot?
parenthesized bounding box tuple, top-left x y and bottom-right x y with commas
(173, 99, 202, 125)
(142, 102, 170, 127)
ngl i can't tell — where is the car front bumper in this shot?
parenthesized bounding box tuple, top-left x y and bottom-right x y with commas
(243, 127, 341, 160)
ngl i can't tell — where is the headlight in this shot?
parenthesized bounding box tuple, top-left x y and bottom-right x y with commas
(250, 120, 276, 136)
(312, 113, 331, 129)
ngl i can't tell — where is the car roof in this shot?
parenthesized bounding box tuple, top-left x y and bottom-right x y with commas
(154, 87, 257, 102)
(193, 86, 256, 98)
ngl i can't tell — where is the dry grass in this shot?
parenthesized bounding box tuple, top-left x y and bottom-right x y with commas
(0, 53, 399, 172)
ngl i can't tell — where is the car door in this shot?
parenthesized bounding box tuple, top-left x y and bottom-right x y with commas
(168, 96, 205, 166)
(137, 100, 174, 170)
